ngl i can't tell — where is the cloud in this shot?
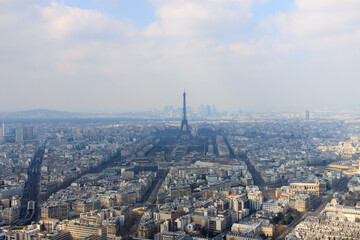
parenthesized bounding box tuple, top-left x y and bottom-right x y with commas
(144, 0, 254, 37)
(273, 0, 360, 38)
(0, 0, 359, 112)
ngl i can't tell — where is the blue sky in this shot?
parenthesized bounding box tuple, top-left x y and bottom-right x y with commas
(0, 0, 359, 112)
(59, 0, 156, 28)
(251, 0, 294, 21)
(58, 0, 295, 28)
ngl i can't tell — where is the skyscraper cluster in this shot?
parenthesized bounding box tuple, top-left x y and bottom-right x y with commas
(16, 126, 35, 143)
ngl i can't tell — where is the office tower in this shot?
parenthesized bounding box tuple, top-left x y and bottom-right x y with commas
(0, 122, 4, 142)
(206, 104, 211, 116)
(23, 126, 34, 141)
(15, 126, 35, 143)
(305, 110, 310, 120)
(198, 104, 205, 116)
(178, 91, 191, 138)
(15, 127, 23, 143)
(212, 105, 217, 115)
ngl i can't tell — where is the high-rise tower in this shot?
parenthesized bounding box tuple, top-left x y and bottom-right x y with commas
(0, 122, 4, 142)
(178, 91, 191, 138)
(16, 126, 24, 143)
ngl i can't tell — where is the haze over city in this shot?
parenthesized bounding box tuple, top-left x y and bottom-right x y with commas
(1, 0, 359, 113)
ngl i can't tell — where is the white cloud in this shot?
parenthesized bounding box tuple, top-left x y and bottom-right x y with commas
(273, 0, 360, 37)
(0, 0, 359, 112)
(144, 0, 253, 37)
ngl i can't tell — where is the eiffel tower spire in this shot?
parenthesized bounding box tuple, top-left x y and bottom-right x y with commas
(178, 91, 191, 138)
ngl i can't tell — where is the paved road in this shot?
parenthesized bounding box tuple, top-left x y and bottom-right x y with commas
(242, 155, 270, 200)
(121, 169, 169, 238)
(16, 146, 45, 225)
(144, 169, 169, 205)
(221, 133, 270, 200)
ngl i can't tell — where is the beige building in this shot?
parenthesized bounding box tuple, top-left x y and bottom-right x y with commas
(2, 206, 20, 224)
(295, 196, 311, 212)
(40, 218, 59, 232)
(290, 181, 324, 196)
(39, 231, 71, 240)
(72, 200, 101, 215)
(41, 203, 69, 220)
(325, 200, 360, 222)
(138, 221, 156, 239)
(62, 222, 107, 240)
(231, 222, 274, 238)
(102, 217, 120, 238)
(169, 185, 191, 198)
(226, 231, 261, 240)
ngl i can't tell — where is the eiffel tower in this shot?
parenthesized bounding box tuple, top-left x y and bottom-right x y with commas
(178, 91, 191, 138)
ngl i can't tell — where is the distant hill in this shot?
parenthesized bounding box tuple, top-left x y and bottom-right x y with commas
(0, 109, 179, 120)
(0, 109, 85, 119)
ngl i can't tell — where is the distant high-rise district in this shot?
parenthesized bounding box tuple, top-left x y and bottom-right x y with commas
(1, 104, 360, 239)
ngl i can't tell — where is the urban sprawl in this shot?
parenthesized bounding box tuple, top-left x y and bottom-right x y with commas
(1, 106, 360, 240)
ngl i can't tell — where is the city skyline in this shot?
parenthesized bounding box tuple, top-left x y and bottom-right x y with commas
(0, 0, 359, 113)
(1, 109, 359, 239)
(1, 2, 360, 237)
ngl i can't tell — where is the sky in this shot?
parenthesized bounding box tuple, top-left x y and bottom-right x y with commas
(0, 0, 359, 113)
